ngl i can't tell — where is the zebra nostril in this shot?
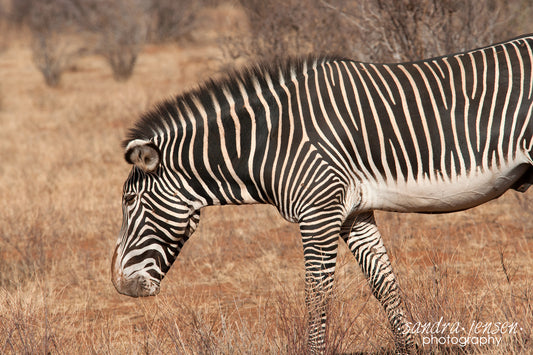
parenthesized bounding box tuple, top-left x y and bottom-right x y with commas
(122, 274, 160, 297)
(137, 275, 160, 297)
(112, 270, 160, 297)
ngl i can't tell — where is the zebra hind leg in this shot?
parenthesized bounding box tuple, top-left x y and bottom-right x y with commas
(342, 211, 414, 354)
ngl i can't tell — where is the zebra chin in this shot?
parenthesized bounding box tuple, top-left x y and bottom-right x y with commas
(112, 271, 161, 297)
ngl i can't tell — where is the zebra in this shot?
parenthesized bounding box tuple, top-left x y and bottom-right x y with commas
(112, 34, 533, 353)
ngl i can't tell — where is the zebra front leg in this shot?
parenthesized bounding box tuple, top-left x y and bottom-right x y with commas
(342, 212, 414, 354)
(300, 218, 341, 354)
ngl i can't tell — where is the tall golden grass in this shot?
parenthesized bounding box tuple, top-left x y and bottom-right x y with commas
(1, 19, 532, 355)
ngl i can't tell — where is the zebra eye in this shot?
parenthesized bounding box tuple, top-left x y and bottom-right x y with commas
(124, 194, 136, 206)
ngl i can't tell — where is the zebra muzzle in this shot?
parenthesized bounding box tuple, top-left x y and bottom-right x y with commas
(111, 246, 161, 297)
(112, 271, 161, 297)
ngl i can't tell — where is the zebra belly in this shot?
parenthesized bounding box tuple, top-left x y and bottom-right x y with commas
(360, 164, 530, 213)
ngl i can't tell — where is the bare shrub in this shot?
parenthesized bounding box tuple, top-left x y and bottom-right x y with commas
(16, 0, 151, 83)
(352, 0, 512, 62)
(27, 0, 85, 87)
(12, 0, 207, 83)
(147, 0, 203, 43)
(226, 0, 513, 63)
(81, 0, 150, 81)
(7, 0, 33, 26)
(224, 0, 358, 61)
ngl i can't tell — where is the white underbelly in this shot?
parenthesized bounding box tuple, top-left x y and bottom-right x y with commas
(360, 163, 529, 213)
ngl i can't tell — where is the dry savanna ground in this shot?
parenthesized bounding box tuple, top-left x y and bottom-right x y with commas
(0, 6, 532, 355)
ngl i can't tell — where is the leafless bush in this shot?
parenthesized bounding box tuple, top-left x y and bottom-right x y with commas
(7, 0, 32, 26)
(98, 0, 149, 81)
(147, 0, 203, 43)
(226, 0, 513, 63)
(75, 0, 150, 81)
(13, 0, 208, 83)
(27, 0, 85, 87)
(353, 0, 511, 62)
(224, 0, 358, 61)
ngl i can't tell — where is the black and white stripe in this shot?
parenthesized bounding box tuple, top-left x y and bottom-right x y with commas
(112, 34, 533, 353)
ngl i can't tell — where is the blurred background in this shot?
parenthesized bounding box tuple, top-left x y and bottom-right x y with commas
(0, 0, 531, 354)
(2, 0, 533, 87)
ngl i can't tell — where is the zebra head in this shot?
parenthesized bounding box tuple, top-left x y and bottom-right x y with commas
(112, 139, 200, 297)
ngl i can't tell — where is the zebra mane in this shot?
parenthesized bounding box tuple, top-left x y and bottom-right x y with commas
(123, 55, 346, 147)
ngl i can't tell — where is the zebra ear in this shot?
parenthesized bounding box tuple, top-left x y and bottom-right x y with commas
(124, 139, 161, 173)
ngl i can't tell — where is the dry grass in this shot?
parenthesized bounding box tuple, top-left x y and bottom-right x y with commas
(0, 5, 532, 354)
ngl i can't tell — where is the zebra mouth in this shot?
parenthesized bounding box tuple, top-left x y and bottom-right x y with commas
(112, 271, 160, 297)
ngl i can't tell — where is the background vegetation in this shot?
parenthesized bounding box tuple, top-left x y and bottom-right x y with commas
(0, 0, 531, 353)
